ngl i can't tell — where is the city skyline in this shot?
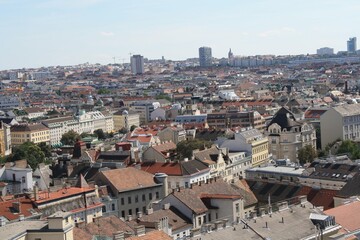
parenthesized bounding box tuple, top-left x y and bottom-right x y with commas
(1, 0, 360, 70)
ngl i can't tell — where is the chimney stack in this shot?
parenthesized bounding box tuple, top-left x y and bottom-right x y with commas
(113, 231, 125, 240)
(134, 225, 145, 236)
(34, 186, 39, 201)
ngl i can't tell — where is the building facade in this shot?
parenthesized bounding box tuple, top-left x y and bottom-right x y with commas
(10, 124, 50, 146)
(320, 104, 360, 149)
(207, 109, 265, 131)
(266, 107, 316, 162)
(199, 47, 212, 67)
(131, 55, 145, 74)
(347, 37, 357, 53)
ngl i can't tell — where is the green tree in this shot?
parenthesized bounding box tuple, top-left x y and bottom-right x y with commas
(337, 140, 360, 160)
(176, 139, 212, 160)
(155, 94, 172, 102)
(130, 125, 137, 132)
(9, 142, 45, 169)
(38, 142, 52, 158)
(297, 145, 317, 165)
(97, 88, 111, 94)
(94, 129, 106, 140)
(61, 130, 81, 146)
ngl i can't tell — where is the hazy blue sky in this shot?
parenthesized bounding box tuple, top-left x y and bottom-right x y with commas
(1, 0, 359, 69)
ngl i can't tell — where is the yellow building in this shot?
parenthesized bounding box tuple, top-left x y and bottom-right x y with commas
(113, 110, 140, 131)
(11, 124, 50, 146)
(217, 128, 269, 167)
(251, 137, 269, 167)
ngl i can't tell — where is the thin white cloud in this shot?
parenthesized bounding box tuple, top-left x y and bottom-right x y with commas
(100, 31, 115, 37)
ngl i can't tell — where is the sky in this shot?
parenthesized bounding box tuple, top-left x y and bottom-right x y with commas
(1, 0, 360, 70)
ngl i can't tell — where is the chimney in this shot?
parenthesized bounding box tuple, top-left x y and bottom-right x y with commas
(127, 215, 132, 221)
(147, 208, 153, 215)
(137, 211, 143, 219)
(163, 203, 170, 210)
(135, 225, 145, 236)
(34, 186, 39, 201)
(113, 231, 125, 240)
(12, 202, 21, 214)
(19, 215, 24, 221)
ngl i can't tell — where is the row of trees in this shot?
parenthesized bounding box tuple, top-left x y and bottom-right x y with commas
(60, 129, 114, 145)
(0, 142, 51, 169)
(297, 140, 360, 164)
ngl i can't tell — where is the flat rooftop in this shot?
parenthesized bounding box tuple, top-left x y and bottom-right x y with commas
(201, 201, 340, 240)
(246, 165, 305, 176)
(0, 221, 47, 239)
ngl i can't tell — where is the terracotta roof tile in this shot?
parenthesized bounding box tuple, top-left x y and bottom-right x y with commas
(97, 167, 159, 192)
(324, 201, 360, 232)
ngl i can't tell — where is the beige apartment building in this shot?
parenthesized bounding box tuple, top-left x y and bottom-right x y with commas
(113, 110, 140, 131)
(10, 124, 50, 146)
(320, 104, 360, 149)
(266, 107, 316, 162)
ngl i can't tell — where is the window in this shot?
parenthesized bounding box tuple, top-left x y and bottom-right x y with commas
(143, 206, 146, 213)
(121, 211, 125, 218)
(121, 198, 124, 205)
(129, 209, 132, 216)
(149, 193, 152, 200)
(136, 207, 139, 214)
(112, 204, 115, 211)
(156, 192, 159, 199)
(142, 194, 146, 202)
(22, 176, 25, 183)
(235, 203, 240, 213)
(135, 195, 139, 203)
(102, 206, 106, 212)
(65, 217, 69, 223)
(198, 217, 201, 226)
(128, 196, 132, 204)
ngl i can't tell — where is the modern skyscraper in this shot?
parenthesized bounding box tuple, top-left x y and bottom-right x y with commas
(130, 55, 144, 74)
(347, 37, 357, 53)
(199, 47, 212, 67)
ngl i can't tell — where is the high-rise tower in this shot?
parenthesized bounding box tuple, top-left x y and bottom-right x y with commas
(199, 47, 212, 67)
(130, 55, 144, 74)
(347, 37, 357, 53)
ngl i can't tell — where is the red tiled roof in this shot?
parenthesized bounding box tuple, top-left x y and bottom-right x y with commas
(200, 193, 241, 200)
(0, 197, 38, 221)
(324, 201, 360, 232)
(70, 202, 104, 214)
(33, 187, 95, 204)
(152, 142, 176, 156)
(97, 167, 158, 192)
(141, 162, 182, 176)
(296, 186, 337, 210)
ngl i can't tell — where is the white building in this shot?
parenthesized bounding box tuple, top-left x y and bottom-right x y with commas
(88, 111, 114, 133)
(320, 104, 360, 149)
(0, 160, 33, 194)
